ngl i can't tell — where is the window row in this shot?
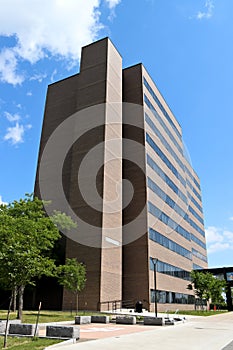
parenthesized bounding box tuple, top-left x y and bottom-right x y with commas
(149, 258, 191, 281)
(144, 97, 183, 155)
(143, 77, 182, 140)
(189, 217, 205, 237)
(148, 177, 205, 245)
(148, 177, 187, 220)
(192, 248, 208, 263)
(148, 202, 191, 241)
(150, 289, 195, 305)
(149, 227, 192, 260)
(147, 154, 187, 204)
(189, 205, 204, 225)
(145, 114, 185, 172)
(193, 263, 203, 270)
(185, 165, 201, 191)
(188, 192, 203, 213)
(146, 133, 186, 187)
(191, 234, 206, 250)
(186, 179, 202, 202)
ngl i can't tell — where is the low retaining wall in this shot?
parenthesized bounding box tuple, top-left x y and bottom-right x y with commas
(144, 317, 164, 326)
(9, 323, 38, 336)
(75, 316, 91, 325)
(116, 316, 136, 325)
(91, 315, 109, 324)
(0, 320, 21, 334)
(46, 326, 80, 339)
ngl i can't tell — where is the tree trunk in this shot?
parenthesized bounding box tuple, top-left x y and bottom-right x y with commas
(17, 285, 25, 321)
(13, 286, 17, 312)
(76, 293, 79, 315)
(4, 292, 13, 348)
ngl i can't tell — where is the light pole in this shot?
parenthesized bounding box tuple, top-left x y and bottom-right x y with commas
(152, 258, 158, 318)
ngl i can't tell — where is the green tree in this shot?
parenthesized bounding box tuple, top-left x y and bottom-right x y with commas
(188, 270, 226, 309)
(57, 258, 86, 314)
(209, 277, 226, 305)
(0, 194, 76, 320)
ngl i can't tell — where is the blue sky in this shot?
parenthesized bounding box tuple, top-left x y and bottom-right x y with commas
(0, 0, 232, 268)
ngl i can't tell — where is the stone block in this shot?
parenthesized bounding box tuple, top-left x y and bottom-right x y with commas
(0, 319, 21, 334)
(0, 321, 6, 333)
(75, 316, 91, 325)
(46, 326, 80, 339)
(144, 317, 164, 326)
(9, 323, 37, 335)
(116, 316, 136, 325)
(91, 315, 109, 324)
(165, 319, 174, 325)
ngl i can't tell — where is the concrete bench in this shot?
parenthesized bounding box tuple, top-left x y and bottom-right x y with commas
(75, 316, 91, 325)
(9, 323, 38, 336)
(116, 316, 136, 325)
(165, 319, 175, 325)
(144, 317, 164, 326)
(0, 320, 21, 334)
(46, 325, 80, 339)
(0, 321, 6, 334)
(91, 315, 109, 324)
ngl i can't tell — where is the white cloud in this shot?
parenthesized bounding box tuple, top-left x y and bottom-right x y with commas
(105, 0, 121, 9)
(196, 0, 214, 20)
(4, 122, 25, 144)
(29, 73, 47, 83)
(223, 230, 233, 243)
(50, 69, 57, 83)
(0, 196, 8, 205)
(0, 0, 121, 85)
(205, 226, 233, 254)
(229, 217, 233, 221)
(0, 47, 24, 85)
(4, 111, 21, 122)
(26, 91, 32, 96)
(208, 242, 230, 254)
(205, 226, 223, 244)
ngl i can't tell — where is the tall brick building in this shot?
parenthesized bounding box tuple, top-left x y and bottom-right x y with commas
(35, 38, 207, 311)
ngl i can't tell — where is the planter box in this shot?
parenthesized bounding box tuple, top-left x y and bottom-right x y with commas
(91, 315, 109, 324)
(75, 316, 91, 325)
(46, 326, 80, 339)
(0, 320, 21, 334)
(9, 323, 37, 336)
(144, 317, 164, 326)
(0, 321, 6, 333)
(116, 316, 136, 325)
(165, 319, 174, 325)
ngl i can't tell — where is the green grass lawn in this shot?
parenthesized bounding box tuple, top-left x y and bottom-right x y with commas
(0, 310, 105, 323)
(0, 310, 95, 324)
(165, 310, 228, 316)
(0, 337, 61, 350)
(0, 309, 228, 325)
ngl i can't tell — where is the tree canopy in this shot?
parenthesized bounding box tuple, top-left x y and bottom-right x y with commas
(57, 258, 86, 314)
(188, 270, 226, 308)
(0, 193, 76, 319)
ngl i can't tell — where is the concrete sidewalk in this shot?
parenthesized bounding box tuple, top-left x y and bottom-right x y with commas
(50, 312, 233, 350)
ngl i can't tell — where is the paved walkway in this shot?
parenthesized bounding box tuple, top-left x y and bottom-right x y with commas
(51, 312, 233, 350)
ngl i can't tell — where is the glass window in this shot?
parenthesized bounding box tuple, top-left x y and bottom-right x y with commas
(149, 257, 191, 281)
(150, 289, 195, 304)
(143, 78, 182, 140)
(147, 154, 187, 204)
(145, 114, 184, 171)
(192, 248, 208, 263)
(149, 227, 192, 260)
(187, 192, 203, 213)
(148, 202, 191, 241)
(146, 133, 186, 187)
